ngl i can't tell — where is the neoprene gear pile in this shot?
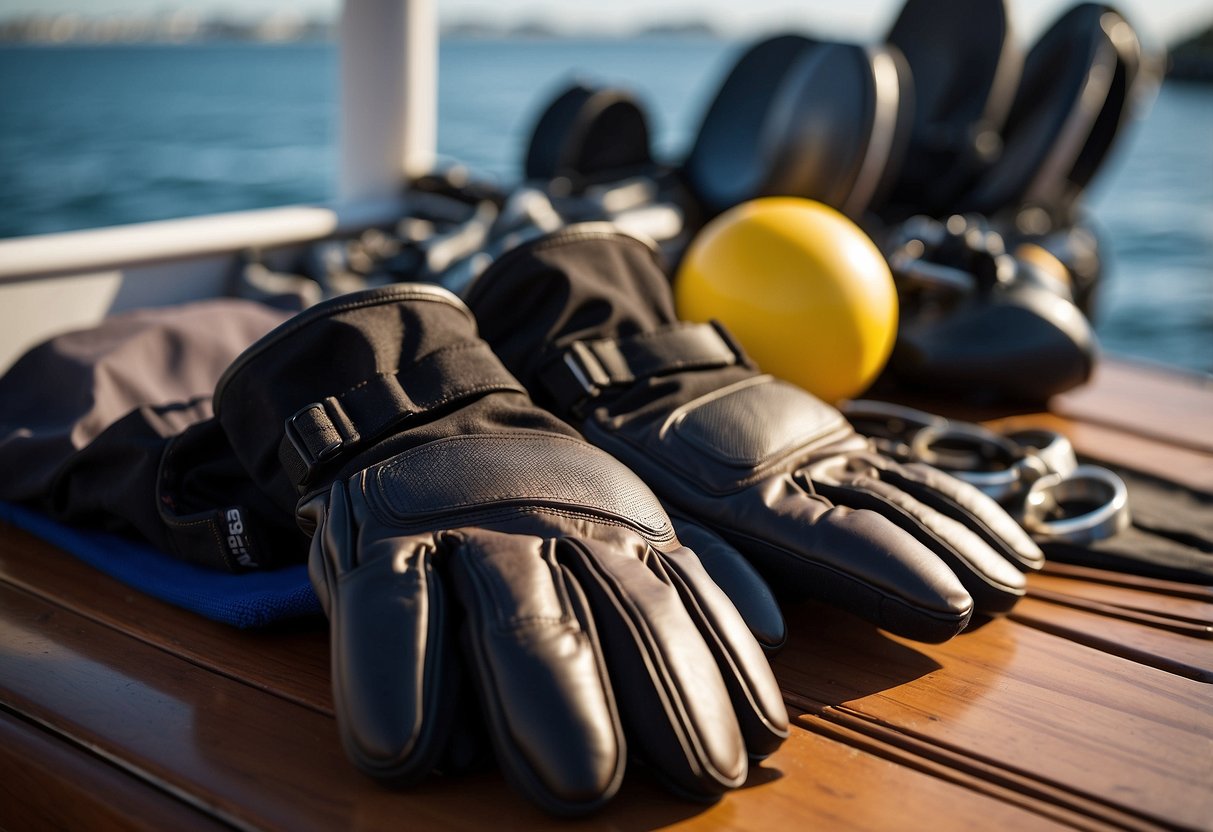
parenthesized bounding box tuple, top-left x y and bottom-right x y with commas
(885, 213, 1098, 401)
(511, 0, 1151, 405)
(465, 226, 1044, 643)
(212, 284, 788, 814)
(0, 299, 303, 571)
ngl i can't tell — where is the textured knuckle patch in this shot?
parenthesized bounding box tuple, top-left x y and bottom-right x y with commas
(666, 377, 846, 467)
(374, 434, 671, 537)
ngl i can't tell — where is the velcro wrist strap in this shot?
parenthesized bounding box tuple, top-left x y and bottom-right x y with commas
(279, 341, 525, 487)
(539, 321, 748, 417)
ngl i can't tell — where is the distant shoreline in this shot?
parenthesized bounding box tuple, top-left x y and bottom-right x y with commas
(2, 15, 1211, 85)
(1168, 23, 1213, 82)
(0, 16, 723, 45)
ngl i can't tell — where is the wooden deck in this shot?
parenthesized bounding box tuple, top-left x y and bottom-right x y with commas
(2, 357, 1210, 831)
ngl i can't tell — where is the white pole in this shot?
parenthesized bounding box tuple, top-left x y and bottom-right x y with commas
(339, 0, 437, 203)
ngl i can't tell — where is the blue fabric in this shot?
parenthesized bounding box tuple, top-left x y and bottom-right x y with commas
(0, 501, 321, 629)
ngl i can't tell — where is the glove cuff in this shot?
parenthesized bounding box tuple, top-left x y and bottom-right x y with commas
(215, 284, 528, 506)
(279, 338, 524, 489)
(467, 226, 677, 389)
(468, 226, 764, 423)
(537, 320, 750, 418)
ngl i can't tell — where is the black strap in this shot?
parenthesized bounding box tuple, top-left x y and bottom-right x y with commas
(279, 341, 525, 487)
(539, 321, 748, 416)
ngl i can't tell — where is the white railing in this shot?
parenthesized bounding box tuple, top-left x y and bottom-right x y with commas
(0, 198, 408, 284)
(340, 0, 437, 202)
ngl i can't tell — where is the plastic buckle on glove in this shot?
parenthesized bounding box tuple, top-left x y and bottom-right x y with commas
(545, 323, 751, 420)
(283, 399, 356, 487)
(564, 342, 609, 393)
(557, 341, 614, 418)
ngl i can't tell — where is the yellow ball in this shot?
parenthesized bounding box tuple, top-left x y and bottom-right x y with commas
(675, 197, 898, 403)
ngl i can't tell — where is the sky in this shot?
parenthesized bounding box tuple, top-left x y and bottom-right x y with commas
(0, 0, 1208, 45)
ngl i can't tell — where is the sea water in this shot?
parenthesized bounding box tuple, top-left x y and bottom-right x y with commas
(0, 40, 1209, 373)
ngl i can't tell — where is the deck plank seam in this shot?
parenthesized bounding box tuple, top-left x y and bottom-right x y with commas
(1024, 588, 1213, 635)
(0, 699, 259, 832)
(791, 712, 1142, 832)
(1039, 564, 1213, 601)
(0, 707, 240, 832)
(0, 583, 343, 832)
(783, 693, 1181, 832)
(1006, 609, 1213, 683)
(0, 703, 244, 832)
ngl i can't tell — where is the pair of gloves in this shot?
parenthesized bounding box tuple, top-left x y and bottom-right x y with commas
(215, 227, 1041, 815)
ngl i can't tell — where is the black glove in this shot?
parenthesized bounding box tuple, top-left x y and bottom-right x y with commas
(465, 227, 1044, 643)
(213, 284, 787, 815)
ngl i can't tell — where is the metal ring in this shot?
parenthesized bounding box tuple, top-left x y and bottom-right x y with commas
(910, 423, 1028, 502)
(1004, 428, 1078, 477)
(1021, 465, 1131, 544)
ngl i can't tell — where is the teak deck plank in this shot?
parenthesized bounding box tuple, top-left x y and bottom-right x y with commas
(0, 710, 230, 832)
(1028, 569, 1213, 625)
(933, 358, 1213, 492)
(1010, 595, 1213, 681)
(1052, 360, 1213, 455)
(6, 523, 1211, 827)
(773, 603, 1213, 831)
(0, 580, 1077, 832)
(1042, 561, 1213, 601)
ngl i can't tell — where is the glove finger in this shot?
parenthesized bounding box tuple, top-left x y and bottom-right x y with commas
(444, 527, 625, 816)
(658, 543, 790, 760)
(311, 482, 454, 784)
(812, 471, 1026, 616)
(881, 458, 1046, 571)
(722, 473, 973, 642)
(559, 535, 749, 800)
(670, 515, 786, 653)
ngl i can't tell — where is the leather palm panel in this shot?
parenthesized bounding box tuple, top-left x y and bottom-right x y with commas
(370, 433, 671, 540)
(658, 376, 850, 483)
